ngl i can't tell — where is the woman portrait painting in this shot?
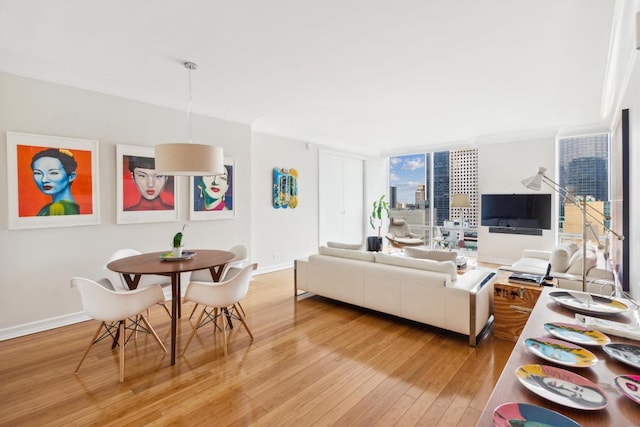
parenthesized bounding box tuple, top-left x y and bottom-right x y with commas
(16, 145, 94, 217)
(123, 155, 174, 211)
(193, 165, 233, 212)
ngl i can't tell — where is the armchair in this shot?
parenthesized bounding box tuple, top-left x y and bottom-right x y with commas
(385, 217, 424, 248)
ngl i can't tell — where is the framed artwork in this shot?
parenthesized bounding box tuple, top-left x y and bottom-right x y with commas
(6, 132, 100, 230)
(273, 167, 298, 209)
(189, 157, 235, 221)
(116, 144, 178, 224)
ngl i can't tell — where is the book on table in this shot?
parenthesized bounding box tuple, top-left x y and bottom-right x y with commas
(508, 272, 544, 286)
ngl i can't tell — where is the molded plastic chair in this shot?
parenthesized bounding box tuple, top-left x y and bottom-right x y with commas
(385, 217, 424, 248)
(71, 277, 167, 382)
(183, 263, 257, 357)
(104, 248, 171, 318)
(188, 244, 248, 319)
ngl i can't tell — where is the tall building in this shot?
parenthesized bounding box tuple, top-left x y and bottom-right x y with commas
(415, 184, 426, 209)
(558, 134, 609, 201)
(449, 148, 479, 227)
(433, 151, 450, 226)
(389, 186, 397, 208)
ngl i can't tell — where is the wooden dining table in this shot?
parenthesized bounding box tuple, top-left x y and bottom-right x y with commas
(107, 249, 234, 365)
(478, 287, 640, 426)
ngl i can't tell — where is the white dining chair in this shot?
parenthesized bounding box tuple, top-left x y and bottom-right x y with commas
(71, 277, 167, 382)
(183, 263, 257, 357)
(188, 244, 248, 319)
(104, 248, 172, 318)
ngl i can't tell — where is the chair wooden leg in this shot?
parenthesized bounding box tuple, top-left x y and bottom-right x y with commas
(236, 301, 247, 318)
(119, 320, 125, 383)
(220, 306, 228, 357)
(234, 304, 253, 340)
(161, 303, 172, 318)
(140, 315, 167, 353)
(188, 303, 200, 320)
(75, 322, 105, 374)
(183, 308, 206, 355)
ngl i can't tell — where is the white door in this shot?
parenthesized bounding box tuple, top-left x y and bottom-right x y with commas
(319, 151, 364, 246)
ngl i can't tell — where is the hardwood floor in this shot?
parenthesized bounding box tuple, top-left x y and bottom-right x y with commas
(0, 269, 514, 426)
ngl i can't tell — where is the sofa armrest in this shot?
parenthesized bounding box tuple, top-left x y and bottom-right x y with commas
(521, 249, 551, 260)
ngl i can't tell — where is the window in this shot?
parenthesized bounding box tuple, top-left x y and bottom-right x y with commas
(389, 148, 478, 251)
(557, 134, 610, 244)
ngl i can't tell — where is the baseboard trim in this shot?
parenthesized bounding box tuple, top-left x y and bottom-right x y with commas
(0, 311, 90, 341)
(2, 262, 295, 341)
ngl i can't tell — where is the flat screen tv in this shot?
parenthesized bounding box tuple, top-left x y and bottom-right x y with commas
(481, 193, 551, 230)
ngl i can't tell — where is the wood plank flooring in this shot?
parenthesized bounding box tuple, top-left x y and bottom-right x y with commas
(0, 268, 514, 426)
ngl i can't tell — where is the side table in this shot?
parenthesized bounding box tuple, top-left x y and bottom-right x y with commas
(493, 270, 556, 341)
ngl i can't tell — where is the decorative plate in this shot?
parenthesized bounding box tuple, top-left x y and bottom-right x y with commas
(544, 322, 610, 346)
(160, 251, 195, 261)
(515, 364, 608, 410)
(493, 402, 580, 427)
(603, 343, 640, 369)
(524, 336, 598, 367)
(549, 290, 629, 315)
(614, 375, 640, 404)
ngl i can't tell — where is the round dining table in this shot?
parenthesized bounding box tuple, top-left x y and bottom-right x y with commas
(107, 249, 234, 365)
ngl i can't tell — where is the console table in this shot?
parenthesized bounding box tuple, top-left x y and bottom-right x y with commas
(478, 287, 640, 426)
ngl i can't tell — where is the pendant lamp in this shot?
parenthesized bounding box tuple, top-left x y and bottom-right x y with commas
(155, 62, 225, 176)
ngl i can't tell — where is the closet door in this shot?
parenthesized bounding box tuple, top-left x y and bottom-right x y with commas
(319, 151, 364, 245)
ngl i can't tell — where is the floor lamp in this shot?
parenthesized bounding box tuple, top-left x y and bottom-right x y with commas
(521, 167, 624, 293)
(450, 193, 470, 252)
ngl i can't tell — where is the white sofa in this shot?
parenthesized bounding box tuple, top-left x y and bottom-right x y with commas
(295, 246, 496, 346)
(499, 242, 615, 295)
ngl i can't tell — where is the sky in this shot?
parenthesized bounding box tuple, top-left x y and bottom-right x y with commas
(389, 154, 426, 205)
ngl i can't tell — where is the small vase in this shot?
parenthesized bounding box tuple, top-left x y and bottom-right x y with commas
(172, 247, 183, 257)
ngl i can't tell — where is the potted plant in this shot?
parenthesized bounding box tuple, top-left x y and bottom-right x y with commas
(368, 195, 389, 251)
(172, 224, 186, 257)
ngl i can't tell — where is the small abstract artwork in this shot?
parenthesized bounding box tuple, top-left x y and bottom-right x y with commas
(273, 167, 298, 209)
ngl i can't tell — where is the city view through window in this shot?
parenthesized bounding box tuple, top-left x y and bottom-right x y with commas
(389, 148, 478, 251)
(558, 134, 610, 245)
(388, 137, 610, 252)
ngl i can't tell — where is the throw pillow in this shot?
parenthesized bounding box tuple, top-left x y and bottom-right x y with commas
(319, 245, 375, 262)
(549, 246, 571, 272)
(327, 241, 363, 250)
(374, 253, 457, 282)
(566, 249, 598, 275)
(403, 247, 457, 262)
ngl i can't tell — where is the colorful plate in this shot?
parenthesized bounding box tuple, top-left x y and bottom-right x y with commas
(524, 336, 598, 367)
(544, 322, 610, 346)
(160, 251, 195, 261)
(614, 375, 640, 404)
(549, 290, 629, 315)
(603, 343, 640, 369)
(516, 364, 608, 410)
(493, 402, 580, 427)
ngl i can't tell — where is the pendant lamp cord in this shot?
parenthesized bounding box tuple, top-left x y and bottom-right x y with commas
(184, 62, 197, 144)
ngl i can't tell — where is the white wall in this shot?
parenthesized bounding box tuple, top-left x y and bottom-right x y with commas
(0, 73, 258, 337)
(477, 138, 557, 264)
(250, 132, 319, 272)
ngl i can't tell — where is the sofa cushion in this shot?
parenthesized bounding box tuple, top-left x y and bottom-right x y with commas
(327, 241, 363, 250)
(318, 246, 375, 262)
(403, 247, 457, 262)
(374, 253, 457, 281)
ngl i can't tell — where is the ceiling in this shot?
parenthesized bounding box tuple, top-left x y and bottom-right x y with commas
(0, 0, 618, 156)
